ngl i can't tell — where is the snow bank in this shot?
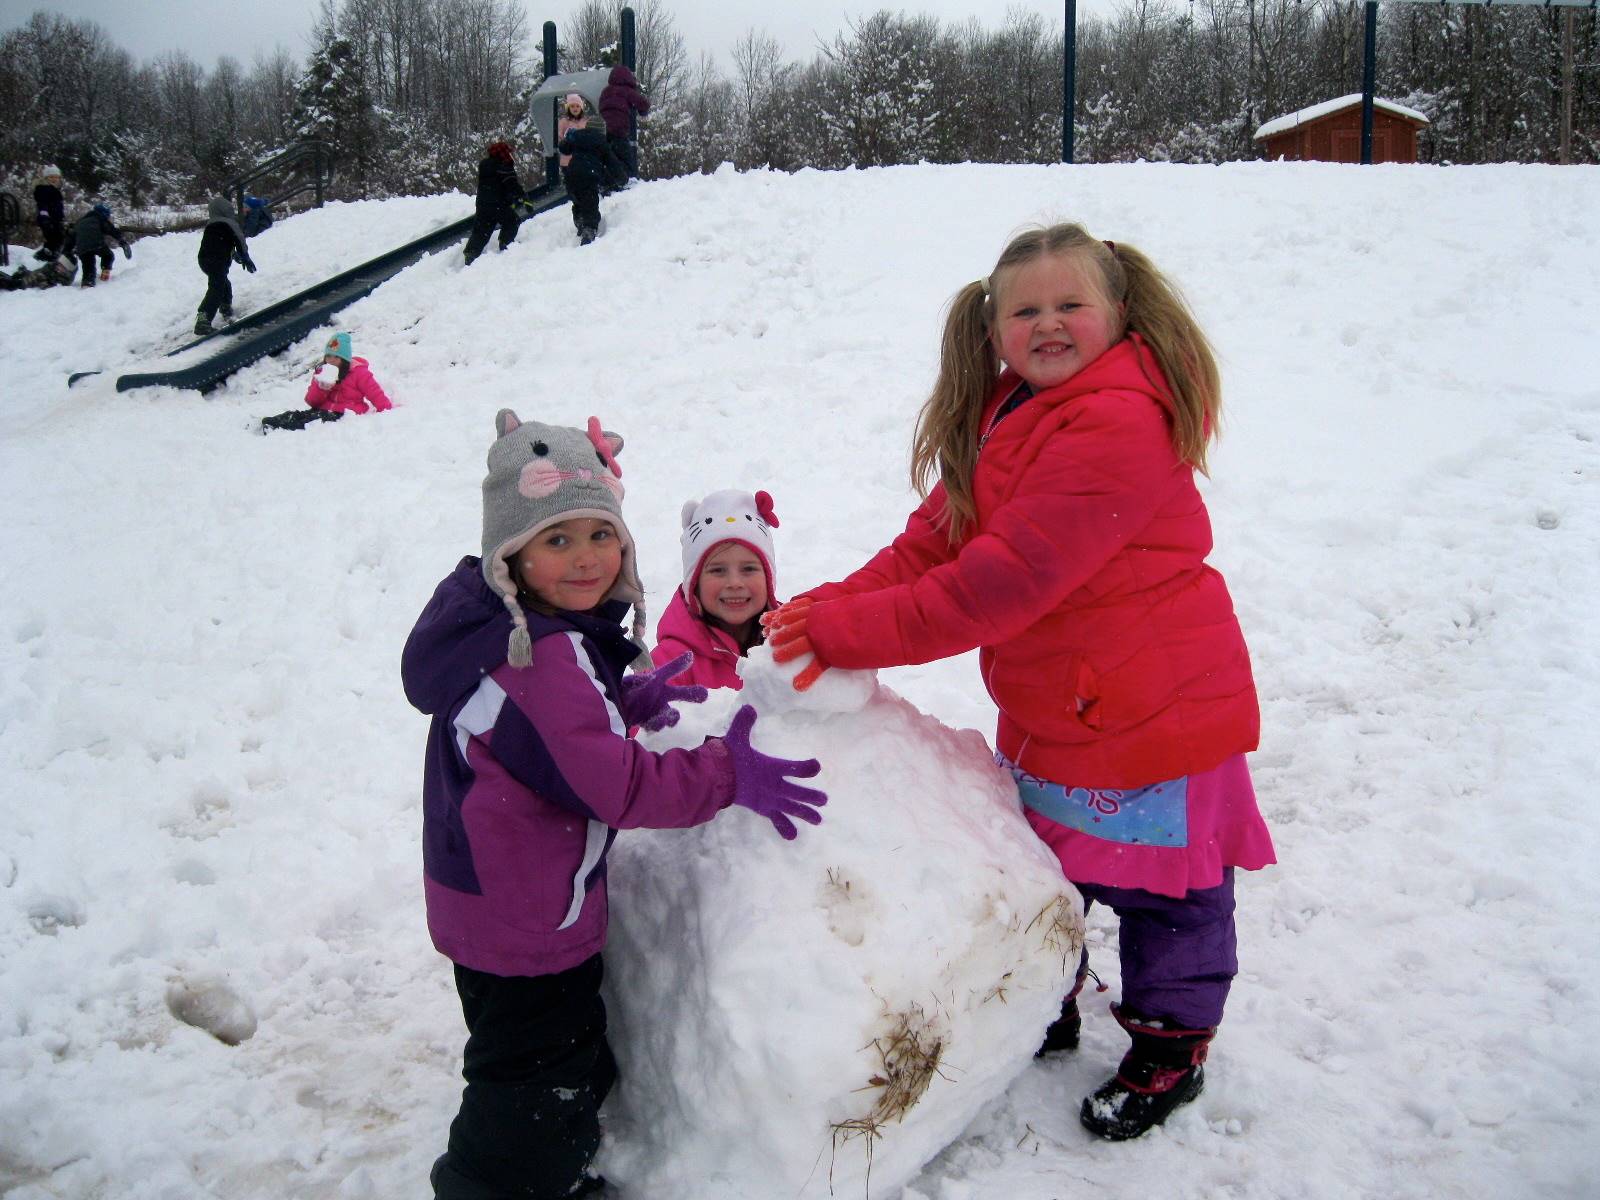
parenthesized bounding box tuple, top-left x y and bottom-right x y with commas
(4, 162, 1600, 1199)
(601, 650, 1082, 1198)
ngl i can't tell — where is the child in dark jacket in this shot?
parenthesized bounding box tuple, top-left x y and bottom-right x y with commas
(33, 166, 65, 260)
(195, 196, 258, 334)
(652, 489, 782, 691)
(559, 115, 626, 244)
(70, 203, 131, 287)
(240, 195, 274, 237)
(463, 141, 525, 265)
(599, 64, 651, 179)
(402, 410, 826, 1200)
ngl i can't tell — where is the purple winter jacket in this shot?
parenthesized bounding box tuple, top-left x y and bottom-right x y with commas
(599, 65, 651, 137)
(402, 556, 735, 977)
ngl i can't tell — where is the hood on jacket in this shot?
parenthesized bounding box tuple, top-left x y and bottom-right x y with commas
(402, 556, 637, 718)
(206, 196, 246, 244)
(607, 65, 638, 88)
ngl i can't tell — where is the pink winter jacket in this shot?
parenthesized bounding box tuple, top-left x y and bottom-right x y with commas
(304, 357, 393, 414)
(651, 590, 748, 691)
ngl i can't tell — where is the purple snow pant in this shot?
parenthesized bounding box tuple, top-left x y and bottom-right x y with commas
(1073, 869, 1238, 1030)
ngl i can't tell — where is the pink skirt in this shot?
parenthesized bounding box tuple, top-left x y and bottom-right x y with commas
(1012, 753, 1276, 898)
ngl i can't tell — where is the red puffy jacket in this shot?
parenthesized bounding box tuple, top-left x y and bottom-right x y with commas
(804, 335, 1259, 788)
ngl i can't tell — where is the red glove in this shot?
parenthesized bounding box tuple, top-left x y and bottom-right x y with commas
(763, 599, 830, 692)
(760, 595, 815, 633)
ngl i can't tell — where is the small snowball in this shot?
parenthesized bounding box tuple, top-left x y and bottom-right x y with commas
(166, 977, 258, 1046)
(737, 644, 875, 716)
(315, 363, 339, 389)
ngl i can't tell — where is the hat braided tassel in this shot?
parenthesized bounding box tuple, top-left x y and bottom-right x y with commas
(508, 623, 533, 668)
(502, 592, 534, 668)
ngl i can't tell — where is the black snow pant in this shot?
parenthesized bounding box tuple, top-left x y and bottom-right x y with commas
(38, 218, 65, 257)
(463, 210, 521, 263)
(198, 264, 233, 322)
(606, 135, 637, 180)
(562, 169, 601, 238)
(78, 247, 113, 286)
(431, 955, 616, 1200)
(260, 408, 343, 433)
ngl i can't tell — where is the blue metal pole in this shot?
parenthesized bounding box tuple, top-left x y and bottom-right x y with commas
(544, 21, 560, 189)
(1361, 1, 1378, 163)
(1064, 0, 1077, 163)
(621, 8, 639, 178)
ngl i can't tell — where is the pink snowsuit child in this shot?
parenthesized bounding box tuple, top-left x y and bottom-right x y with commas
(261, 332, 392, 433)
(557, 93, 588, 169)
(651, 490, 781, 691)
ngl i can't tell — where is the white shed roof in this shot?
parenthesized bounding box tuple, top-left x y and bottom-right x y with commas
(1253, 94, 1430, 142)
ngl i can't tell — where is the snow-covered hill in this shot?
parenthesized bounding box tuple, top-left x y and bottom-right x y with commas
(2, 161, 1598, 1199)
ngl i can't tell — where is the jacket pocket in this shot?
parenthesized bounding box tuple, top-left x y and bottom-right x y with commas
(1070, 658, 1103, 731)
(987, 652, 1106, 741)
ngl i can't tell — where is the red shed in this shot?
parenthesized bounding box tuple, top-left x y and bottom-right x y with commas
(1254, 94, 1429, 163)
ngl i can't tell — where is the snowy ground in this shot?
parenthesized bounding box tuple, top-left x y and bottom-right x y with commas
(2, 161, 1598, 1199)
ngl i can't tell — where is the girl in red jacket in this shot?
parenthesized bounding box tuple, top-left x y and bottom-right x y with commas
(651, 489, 781, 690)
(764, 223, 1275, 1141)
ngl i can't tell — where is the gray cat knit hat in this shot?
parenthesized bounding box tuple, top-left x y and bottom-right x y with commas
(481, 408, 647, 668)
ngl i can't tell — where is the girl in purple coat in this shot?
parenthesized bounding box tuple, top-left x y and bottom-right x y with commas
(599, 64, 650, 179)
(402, 410, 826, 1200)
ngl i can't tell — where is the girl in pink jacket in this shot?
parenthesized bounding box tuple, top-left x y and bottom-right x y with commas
(651, 489, 781, 691)
(557, 93, 588, 169)
(261, 332, 392, 433)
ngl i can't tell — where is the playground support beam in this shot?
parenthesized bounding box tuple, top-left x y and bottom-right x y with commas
(623, 7, 639, 158)
(1063, 0, 1078, 163)
(1361, 2, 1378, 163)
(543, 22, 559, 188)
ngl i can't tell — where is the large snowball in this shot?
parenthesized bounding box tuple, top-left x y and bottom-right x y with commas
(600, 649, 1083, 1198)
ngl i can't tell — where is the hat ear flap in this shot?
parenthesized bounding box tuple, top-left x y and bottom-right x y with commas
(496, 409, 521, 436)
(680, 498, 701, 529)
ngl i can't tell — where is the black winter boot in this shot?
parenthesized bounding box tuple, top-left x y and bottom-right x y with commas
(1079, 1004, 1213, 1141)
(1035, 995, 1082, 1056)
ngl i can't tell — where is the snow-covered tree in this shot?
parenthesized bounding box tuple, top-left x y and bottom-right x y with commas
(819, 12, 945, 168)
(292, 35, 382, 197)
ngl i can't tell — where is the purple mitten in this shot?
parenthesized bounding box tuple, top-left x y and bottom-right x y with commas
(719, 705, 826, 840)
(619, 652, 709, 732)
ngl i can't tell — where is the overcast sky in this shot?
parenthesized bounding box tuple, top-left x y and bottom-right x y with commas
(1, 0, 1104, 74)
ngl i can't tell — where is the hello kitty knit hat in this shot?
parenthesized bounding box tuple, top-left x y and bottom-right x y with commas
(678, 489, 779, 613)
(481, 409, 647, 667)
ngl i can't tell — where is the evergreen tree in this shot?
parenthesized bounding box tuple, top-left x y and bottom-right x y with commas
(292, 35, 381, 197)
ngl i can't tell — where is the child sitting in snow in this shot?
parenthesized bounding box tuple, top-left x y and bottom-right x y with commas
(260, 333, 391, 433)
(401, 411, 827, 1200)
(764, 223, 1277, 1142)
(652, 489, 781, 691)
